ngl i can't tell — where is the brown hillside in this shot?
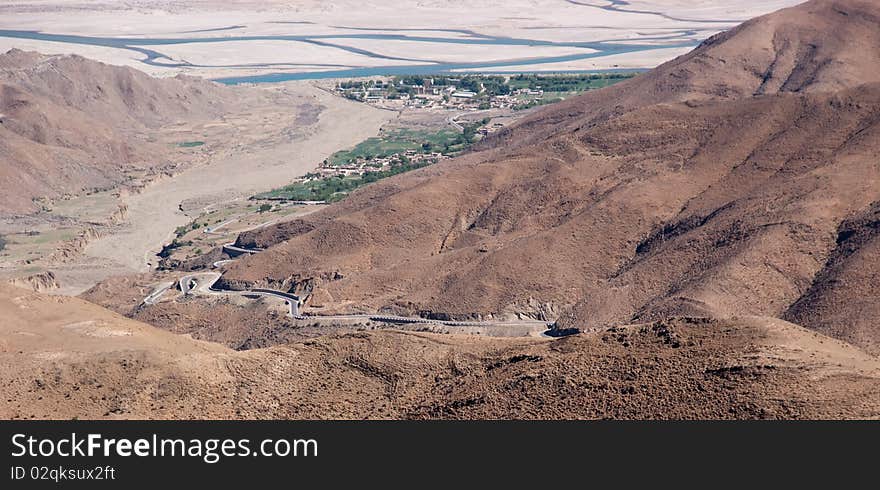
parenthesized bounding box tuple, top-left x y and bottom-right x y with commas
(216, 0, 880, 355)
(0, 49, 238, 215)
(223, 86, 880, 326)
(490, 0, 880, 150)
(3, 284, 878, 419)
(784, 201, 880, 355)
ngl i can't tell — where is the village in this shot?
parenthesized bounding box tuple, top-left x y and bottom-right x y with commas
(314, 148, 448, 178)
(265, 72, 638, 203)
(334, 73, 637, 111)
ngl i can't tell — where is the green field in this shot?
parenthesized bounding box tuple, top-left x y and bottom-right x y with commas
(177, 141, 205, 148)
(257, 161, 431, 202)
(506, 73, 636, 92)
(328, 128, 469, 166)
(508, 73, 637, 110)
(513, 95, 565, 111)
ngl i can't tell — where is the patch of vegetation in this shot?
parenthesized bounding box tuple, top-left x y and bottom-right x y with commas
(389, 73, 636, 98)
(327, 127, 476, 166)
(513, 97, 564, 111)
(261, 117, 490, 204)
(177, 141, 205, 148)
(158, 239, 192, 258)
(393, 75, 511, 96)
(174, 221, 202, 238)
(256, 161, 432, 202)
(0, 234, 6, 252)
(507, 72, 635, 92)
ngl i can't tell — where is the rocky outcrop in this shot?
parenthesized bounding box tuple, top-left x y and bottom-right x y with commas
(41, 227, 102, 264)
(7, 270, 59, 292)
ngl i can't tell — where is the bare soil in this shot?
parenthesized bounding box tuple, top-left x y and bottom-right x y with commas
(3, 284, 878, 419)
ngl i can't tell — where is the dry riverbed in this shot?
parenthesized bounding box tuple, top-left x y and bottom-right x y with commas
(0, 82, 392, 295)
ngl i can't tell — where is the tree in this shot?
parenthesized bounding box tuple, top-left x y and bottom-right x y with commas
(0, 234, 6, 252)
(258, 204, 272, 213)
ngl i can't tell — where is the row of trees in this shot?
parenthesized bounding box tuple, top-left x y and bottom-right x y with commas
(272, 160, 434, 203)
(338, 79, 390, 90)
(511, 72, 634, 91)
(394, 75, 510, 95)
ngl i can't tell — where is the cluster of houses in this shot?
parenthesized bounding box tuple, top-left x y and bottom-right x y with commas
(336, 76, 544, 110)
(311, 149, 449, 179)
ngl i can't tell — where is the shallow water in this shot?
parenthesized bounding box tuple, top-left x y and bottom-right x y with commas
(0, 28, 693, 83)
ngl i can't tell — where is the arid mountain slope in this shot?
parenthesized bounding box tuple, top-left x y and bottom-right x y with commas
(3, 284, 878, 419)
(554, 85, 880, 332)
(223, 86, 880, 325)
(784, 201, 880, 355)
(215, 0, 880, 355)
(0, 49, 235, 215)
(492, 0, 880, 148)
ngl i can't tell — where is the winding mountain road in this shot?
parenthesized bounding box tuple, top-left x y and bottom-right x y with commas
(222, 243, 264, 256)
(142, 281, 175, 305)
(178, 271, 300, 317)
(143, 223, 552, 332)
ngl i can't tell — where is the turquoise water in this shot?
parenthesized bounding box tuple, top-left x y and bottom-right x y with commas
(214, 55, 654, 84)
(0, 28, 695, 83)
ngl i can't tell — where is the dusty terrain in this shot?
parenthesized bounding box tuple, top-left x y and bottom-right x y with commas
(0, 48, 232, 215)
(78, 84, 389, 277)
(0, 1, 802, 79)
(0, 50, 392, 294)
(192, 1, 880, 361)
(2, 284, 878, 419)
(784, 201, 880, 356)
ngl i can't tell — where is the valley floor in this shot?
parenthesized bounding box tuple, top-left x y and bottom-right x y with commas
(0, 82, 393, 295)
